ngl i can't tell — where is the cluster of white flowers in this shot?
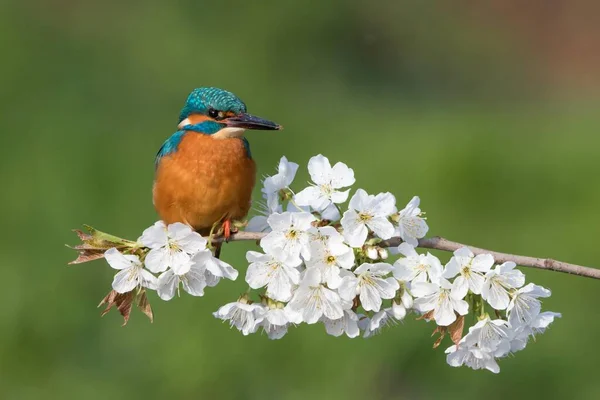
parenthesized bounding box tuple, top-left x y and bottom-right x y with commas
(104, 221, 238, 300)
(101, 154, 560, 373)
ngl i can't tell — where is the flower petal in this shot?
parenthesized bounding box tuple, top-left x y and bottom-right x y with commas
(112, 268, 138, 293)
(330, 162, 355, 188)
(104, 248, 136, 271)
(138, 221, 168, 248)
(157, 270, 179, 300)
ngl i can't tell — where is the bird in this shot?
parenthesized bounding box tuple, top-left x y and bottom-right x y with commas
(153, 87, 281, 252)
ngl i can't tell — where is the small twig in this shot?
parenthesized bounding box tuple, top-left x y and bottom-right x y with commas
(212, 232, 600, 280)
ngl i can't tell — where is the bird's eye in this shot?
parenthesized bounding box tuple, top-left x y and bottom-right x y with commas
(208, 108, 226, 120)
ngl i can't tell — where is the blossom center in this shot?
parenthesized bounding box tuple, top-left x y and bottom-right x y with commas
(358, 212, 373, 223)
(285, 229, 299, 240)
(168, 240, 182, 252)
(437, 289, 449, 305)
(319, 183, 334, 196)
(416, 263, 428, 272)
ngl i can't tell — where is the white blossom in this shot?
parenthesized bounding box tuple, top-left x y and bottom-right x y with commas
(245, 251, 301, 302)
(139, 221, 207, 274)
(341, 189, 396, 247)
(463, 316, 511, 357)
(294, 154, 355, 211)
(481, 261, 526, 310)
(157, 250, 237, 300)
(306, 227, 354, 288)
(338, 263, 399, 312)
(247, 156, 298, 233)
(444, 247, 494, 298)
(213, 300, 266, 336)
(157, 263, 207, 300)
(193, 249, 238, 283)
(105, 248, 157, 293)
(412, 278, 469, 326)
(393, 196, 429, 246)
(287, 268, 345, 324)
(260, 212, 316, 265)
(393, 243, 443, 283)
(530, 311, 561, 335)
(507, 283, 551, 327)
(246, 194, 282, 233)
(322, 309, 360, 338)
(508, 311, 561, 353)
(391, 284, 413, 320)
(445, 343, 500, 374)
(362, 308, 400, 338)
(262, 156, 299, 198)
(260, 306, 293, 340)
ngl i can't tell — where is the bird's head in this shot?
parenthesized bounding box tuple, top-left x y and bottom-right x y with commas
(177, 87, 281, 138)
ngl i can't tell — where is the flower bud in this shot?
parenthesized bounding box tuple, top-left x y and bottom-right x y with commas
(392, 300, 407, 320)
(366, 246, 378, 260)
(378, 248, 389, 260)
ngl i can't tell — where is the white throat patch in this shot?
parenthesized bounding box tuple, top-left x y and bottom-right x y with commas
(212, 127, 246, 139)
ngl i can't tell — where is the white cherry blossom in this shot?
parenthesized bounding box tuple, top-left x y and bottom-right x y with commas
(294, 154, 355, 211)
(341, 189, 396, 247)
(508, 311, 561, 353)
(530, 311, 561, 335)
(213, 300, 266, 336)
(246, 194, 282, 233)
(322, 309, 360, 338)
(338, 263, 399, 312)
(507, 283, 551, 327)
(260, 306, 294, 340)
(245, 251, 301, 302)
(287, 268, 345, 324)
(444, 247, 494, 298)
(391, 284, 413, 320)
(157, 249, 238, 300)
(393, 196, 429, 246)
(260, 212, 316, 265)
(139, 221, 207, 274)
(192, 250, 238, 283)
(306, 228, 354, 288)
(463, 316, 511, 357)
(362, 308, 400, 338)
(481, 261, 526, 310)
(445, 343, 500, 374)
(105, 248, 157, 293)
(262, 156, 299, 198)
(393, 243, 443, 283)
(156, 262, 207, 300)
(412, 278, 469, 326)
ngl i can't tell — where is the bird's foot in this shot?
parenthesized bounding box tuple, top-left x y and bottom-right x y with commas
(223, 219, 232, 242)
(222, 219, 244, 242)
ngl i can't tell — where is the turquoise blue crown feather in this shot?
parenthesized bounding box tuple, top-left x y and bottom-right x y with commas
(156, 88, 251, 165)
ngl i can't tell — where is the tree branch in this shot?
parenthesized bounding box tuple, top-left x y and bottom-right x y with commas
(215, 232, 600, 280)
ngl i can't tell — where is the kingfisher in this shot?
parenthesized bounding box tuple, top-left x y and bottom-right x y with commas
(153, 87, 281, 249)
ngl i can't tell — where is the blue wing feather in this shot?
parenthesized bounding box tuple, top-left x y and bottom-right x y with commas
(155, 130, 187, 167)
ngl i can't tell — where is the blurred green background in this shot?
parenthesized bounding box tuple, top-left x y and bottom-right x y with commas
(1, 1, 599, 399)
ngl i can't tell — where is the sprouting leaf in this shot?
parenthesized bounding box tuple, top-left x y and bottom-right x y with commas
(98, 290, 134, 326)
(67, 226, 137, 265)
(136, 290, 154, 323)
(448, 315, 465, 346)
(432, 325, 447, 349)
(68, 249, 106, 265)
(416, 309, 435, 321)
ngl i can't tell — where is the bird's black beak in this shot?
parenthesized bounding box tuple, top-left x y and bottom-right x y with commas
(225, 113, 282, 130)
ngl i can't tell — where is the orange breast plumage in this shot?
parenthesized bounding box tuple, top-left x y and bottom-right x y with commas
(153, 132, 256, 233)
